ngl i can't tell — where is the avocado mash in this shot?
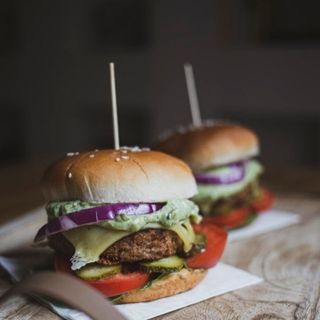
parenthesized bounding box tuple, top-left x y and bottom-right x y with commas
(47, 199, 201, 232)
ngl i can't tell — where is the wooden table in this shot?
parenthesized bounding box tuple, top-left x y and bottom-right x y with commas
(0, 163, 319, 319)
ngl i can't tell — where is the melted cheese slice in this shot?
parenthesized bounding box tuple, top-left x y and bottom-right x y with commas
(64, 220, 196, 270)
(64, 226, 130, 270)
(168, 219, 195, 252)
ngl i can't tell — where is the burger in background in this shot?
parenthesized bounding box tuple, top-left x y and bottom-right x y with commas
(156, 122, 274, 229)
(34, 147, 227, 303)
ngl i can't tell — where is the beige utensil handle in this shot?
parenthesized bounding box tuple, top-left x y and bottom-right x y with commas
(0, 271, 126, 320)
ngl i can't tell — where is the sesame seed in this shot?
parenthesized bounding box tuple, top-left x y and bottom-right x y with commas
(94, 149, 99, 152)
(121, 155, 129, 160)
(67, 152, 74, 156)
(68, 172, 72, 178)
(115, 157, 121, 162)
(119, 146, 150, 153)
(89, 154, 95, 158)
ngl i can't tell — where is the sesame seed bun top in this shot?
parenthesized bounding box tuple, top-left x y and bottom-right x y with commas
(156, 122, 259, 172)
(42, 147, 197, 203)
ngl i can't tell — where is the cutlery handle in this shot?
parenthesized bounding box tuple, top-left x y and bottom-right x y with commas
(0, 271, 126, 320)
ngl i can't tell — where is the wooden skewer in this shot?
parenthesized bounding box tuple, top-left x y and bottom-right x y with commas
(184, 63, 202, 127)
(109, 62, 120, 150)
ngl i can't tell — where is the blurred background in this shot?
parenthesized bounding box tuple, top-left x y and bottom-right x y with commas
(1, 0, 320, 221)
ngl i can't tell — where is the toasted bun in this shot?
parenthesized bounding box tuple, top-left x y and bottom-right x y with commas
(156, 122, 259, 171)
(118, 268, 207, 304)
(42, 148, 197, 203)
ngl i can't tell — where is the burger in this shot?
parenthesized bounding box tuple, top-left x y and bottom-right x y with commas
(34, 147, 227, 303)
(156, 122, 274, 229)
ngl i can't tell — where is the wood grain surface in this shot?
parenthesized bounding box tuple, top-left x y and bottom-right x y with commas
(0, 192, 319, 319)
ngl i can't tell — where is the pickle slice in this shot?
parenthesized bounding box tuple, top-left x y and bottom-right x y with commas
(140, 256, 185, 273)
(76, 264, 121, 280)
(193, 233, 206, 252)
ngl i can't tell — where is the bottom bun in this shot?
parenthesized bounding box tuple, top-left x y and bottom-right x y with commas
(118, 268, 207, 304)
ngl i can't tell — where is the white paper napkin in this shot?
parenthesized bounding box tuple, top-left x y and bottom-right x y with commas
(228, 209, 300, 242)
(116, 263, 262, 320)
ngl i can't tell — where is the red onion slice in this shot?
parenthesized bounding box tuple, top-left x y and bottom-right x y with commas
(195, 162, 245, 185)
(34, 203, 164, 242)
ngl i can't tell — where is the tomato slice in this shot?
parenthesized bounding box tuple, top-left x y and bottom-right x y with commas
(202, 207, 252, 229)
(186, 222, 227, 269)
(55, 257, 149, 297)
(251, 189, 274, 212)
(85, 272, 149, 297)
(200, 189, 274, 229)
